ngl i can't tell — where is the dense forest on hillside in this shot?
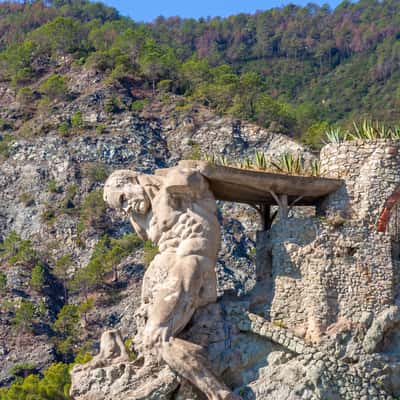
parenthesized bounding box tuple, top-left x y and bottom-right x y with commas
(1, 0, 400, 146)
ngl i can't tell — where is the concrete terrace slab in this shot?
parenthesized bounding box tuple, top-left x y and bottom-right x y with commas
(175, 160, 343, 206)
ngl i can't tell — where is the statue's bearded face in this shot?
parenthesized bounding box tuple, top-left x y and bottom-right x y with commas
(104, 171, 150, 216)
(119, 184, 150, 215)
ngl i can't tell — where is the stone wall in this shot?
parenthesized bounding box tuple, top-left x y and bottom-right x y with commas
(320, 140, 400, 225)
(267, 219, 393, 344)
(261, 140, 400, 345)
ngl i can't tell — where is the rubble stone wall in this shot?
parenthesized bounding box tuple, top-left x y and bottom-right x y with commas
(320, 140, 400, 225)
(268, 219, 394, 343)
(266, 141, 400, 344)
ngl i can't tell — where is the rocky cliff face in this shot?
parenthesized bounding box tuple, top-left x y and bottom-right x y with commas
(0, 72, 312, 386)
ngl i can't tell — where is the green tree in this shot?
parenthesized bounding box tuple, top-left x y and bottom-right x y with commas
(38, 363, 71, 399)
(180, 57, 210, 93)
(301, 121, 330, 148)
(0, 271, 7, 293)
(0, 40, 36, 86)
(0, 362, 71, 400)
(30, 264, 46, 292)
(29, 16, 82, 55)
(54, 254, 72, 303)
(139, 39, 178, 94)
(39, 74, 68, 101)
(53, 304, 80, 357)
(0, 231, 37, 267)
(12, 300, 35, 334)
(78, 190, 107, 231)
(78, 298, 94, 325)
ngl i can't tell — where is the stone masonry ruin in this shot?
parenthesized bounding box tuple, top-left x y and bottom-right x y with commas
(71, 140, 400, 400)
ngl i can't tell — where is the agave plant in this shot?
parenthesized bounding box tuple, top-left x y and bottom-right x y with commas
(254, 150, 268, 170)
(392, 126, 400, 139)
(350, 120, 375, 140)
(218, 155, 229, 166)
(204, 153, 216, 164)
(243, 157, 253, 169)
(375, 121, 393, 139)
(310, 159, 321, 177)
(323, 127, 348, 144)
(271, 152, 303, 175)
(349, 120, 393, 140)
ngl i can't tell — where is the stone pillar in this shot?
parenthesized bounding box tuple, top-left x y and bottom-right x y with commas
(256, 230, 272, 282)
(251, 230, 273, 317)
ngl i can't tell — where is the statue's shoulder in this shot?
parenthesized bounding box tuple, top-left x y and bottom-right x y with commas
(157, 167, 208, 196)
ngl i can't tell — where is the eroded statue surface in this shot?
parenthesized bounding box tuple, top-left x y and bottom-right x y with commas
(70, 166, 238, 400)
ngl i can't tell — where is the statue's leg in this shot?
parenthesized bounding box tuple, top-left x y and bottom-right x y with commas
(161, 337, 239, 400)
(143, 253, 204, 342)
(143, 253, 239, 400)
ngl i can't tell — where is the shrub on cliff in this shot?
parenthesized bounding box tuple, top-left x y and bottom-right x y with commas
(0, 231, 38, 267)
(0, 362, 71, 400)
(78, 190, 107, 231)
(12, 300, 35, 334)
(0, 134, 13, 159)
(0, 271, 7, 293)
(70, 233, 142, 294)
(30, 264, 46, 293)
(39, 74, 68, 101)
(53, 304, 81, 358)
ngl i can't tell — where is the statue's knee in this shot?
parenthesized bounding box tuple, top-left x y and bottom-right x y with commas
(143, 324, 170, 348)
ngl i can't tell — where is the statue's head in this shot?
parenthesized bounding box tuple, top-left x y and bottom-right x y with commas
(103, 170, 151, 216)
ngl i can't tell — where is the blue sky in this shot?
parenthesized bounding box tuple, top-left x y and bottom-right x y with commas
(101, 0, 344, 23)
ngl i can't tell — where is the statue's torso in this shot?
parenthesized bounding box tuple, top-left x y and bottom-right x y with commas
(146, 169, 220, 259)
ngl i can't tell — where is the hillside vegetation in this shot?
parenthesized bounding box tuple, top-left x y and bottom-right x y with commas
(1, 0, 400, 147)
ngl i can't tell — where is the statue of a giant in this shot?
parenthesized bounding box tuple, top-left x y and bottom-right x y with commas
(96, 166, 238, 400)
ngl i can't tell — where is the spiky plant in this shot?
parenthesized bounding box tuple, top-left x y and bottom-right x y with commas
(324, 127, 348, 144)
(254, 151, 267, 170)
(218, 155, 229, 166)
(349, 120, 393, 140)
(271, 152, 303, 175)
(350, 120, 376, 140)
(204, 154, 216, 164)
(375, 121, 393, 139)
(392, 126, 400, 139)
(310, 159, 321, 177)
(243, 157, 253, 169)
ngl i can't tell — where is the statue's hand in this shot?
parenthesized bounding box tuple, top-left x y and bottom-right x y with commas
(123, 198, 149, 216)
(132, 199, 148, 215)
(143, 324, 169, 348)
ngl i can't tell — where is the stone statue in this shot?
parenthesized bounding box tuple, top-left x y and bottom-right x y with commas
(87, 167, 238, 400)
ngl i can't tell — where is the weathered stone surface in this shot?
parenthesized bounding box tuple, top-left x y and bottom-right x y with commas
(71, 360, 178, 400)
(70, 330, 179, 400)
(363, 306, 400, 353)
